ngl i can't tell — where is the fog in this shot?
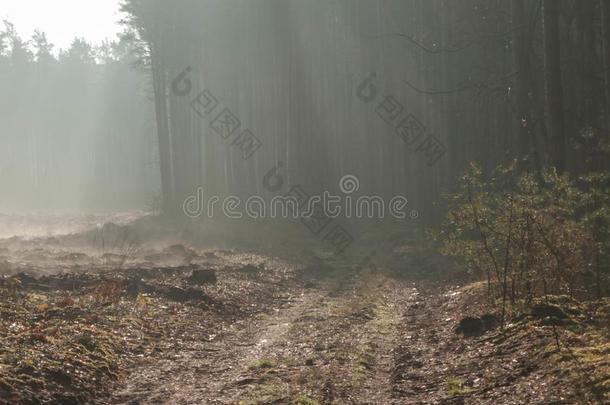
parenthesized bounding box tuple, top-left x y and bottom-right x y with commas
(1, 1, 514, 216)
(1, 1, 609, 403)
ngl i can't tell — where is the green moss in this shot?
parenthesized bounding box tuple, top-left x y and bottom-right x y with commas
(247, 358, 276, 370)
(355, 357, 372, 374)
(237, 382, 283, 405)
(446, 377, 474, 396)
(293, 394, 320, 405)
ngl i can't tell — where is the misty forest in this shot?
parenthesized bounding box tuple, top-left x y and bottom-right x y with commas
(1, 0, 609, 403)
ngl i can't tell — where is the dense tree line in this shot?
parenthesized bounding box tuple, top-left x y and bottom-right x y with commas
(4, 1, 608, 217)
(0, 21, 157, 211)
(120, 0, 610, 221)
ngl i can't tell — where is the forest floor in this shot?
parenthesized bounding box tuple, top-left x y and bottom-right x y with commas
(0, 216, 608, 404)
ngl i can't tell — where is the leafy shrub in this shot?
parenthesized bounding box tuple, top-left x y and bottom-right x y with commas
(438, 160, 609, 323)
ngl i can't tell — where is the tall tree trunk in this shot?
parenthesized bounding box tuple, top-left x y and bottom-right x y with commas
(542, 0, 566, 170)
(150, 46, 174, 215)
(581, 0, 597, 128)
(601, 0, 610, 132)
(511, 0, 533, 162)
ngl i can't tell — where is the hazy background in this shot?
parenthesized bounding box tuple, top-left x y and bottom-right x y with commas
(0, 0, 158, 212)
(1, 0, 122, 52)
(1, 0, 607, 223)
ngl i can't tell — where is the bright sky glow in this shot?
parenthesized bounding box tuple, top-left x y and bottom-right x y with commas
(0, 0, 123, 52)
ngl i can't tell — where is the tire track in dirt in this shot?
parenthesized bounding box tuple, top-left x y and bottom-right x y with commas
(110, 282, 321, 404)
(110, 269, 417, 404)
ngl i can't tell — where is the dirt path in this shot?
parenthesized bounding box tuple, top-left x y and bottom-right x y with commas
(1, 222, 421, 404)
(109, 269, 417, 404)
(107, 269, 607, 405)
(2, 220, 605, 404)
